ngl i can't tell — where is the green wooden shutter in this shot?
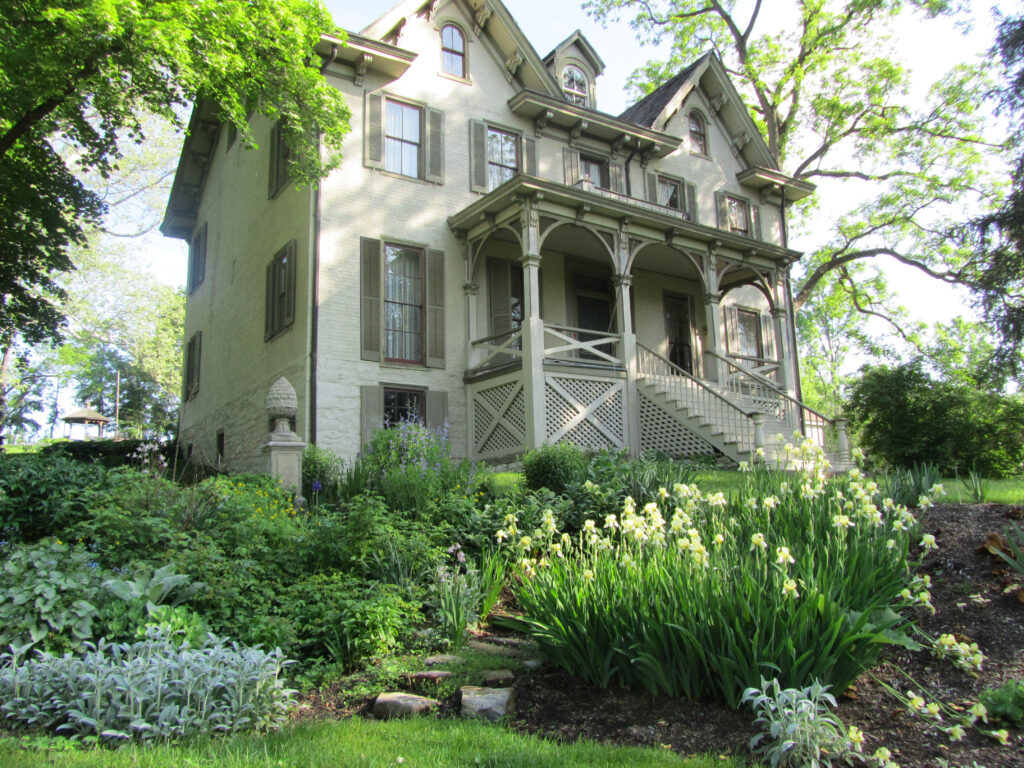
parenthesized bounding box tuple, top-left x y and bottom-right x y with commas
(364, 92, 384, 169)
(562, 148, 580, 187)
(360, 237, 381, 361)
(715, 191, 729, 231)
(750, 204, 762, 240)
(470, 120, 488, 192)
(192, 332, 202, 398)
(685, 183, 698, 223)
(760, 313, 776, 360)
(264, 259, 275, 341)
(425, 108, 444, 184)
(645, 172, 658, 203)
(268, 122, 279, 198)
(360, 385, 383, 446)
(610, 163, 626, 194)
(724, 306, 739, 354)
(426, 248, 445, 368)
(283, 240, 297, 328)
(523, 137, 537, 176)
(425, 390, 449, 429)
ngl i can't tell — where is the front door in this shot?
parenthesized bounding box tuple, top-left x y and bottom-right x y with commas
(664, 293, 694, 374)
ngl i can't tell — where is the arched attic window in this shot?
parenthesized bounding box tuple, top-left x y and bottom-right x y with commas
(441, 24, 466, 78)
(562, 65, 589, 107)
(689, 110, 708, 156)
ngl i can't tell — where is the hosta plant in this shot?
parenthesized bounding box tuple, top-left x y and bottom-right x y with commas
(742, 677, 865, 767)
(0, 629, 295, 741)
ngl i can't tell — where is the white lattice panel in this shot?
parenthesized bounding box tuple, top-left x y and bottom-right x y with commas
(544, 374, 625, 450)
(638, 392, 717, 457)
(472, 379, 527, 458)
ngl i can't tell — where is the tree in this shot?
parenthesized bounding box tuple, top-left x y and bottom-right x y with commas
(0, 0, 351, 346)
(584, 1, 1002, 359)
(962, 11, 1024, 377)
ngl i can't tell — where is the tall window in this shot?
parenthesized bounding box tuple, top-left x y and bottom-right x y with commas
(581, 155, 609, 189)
(736, 309, 763, 358)
(441, 24, 465, 78)
(269, 120, 291, 197)
(265, 241, 296, 341)
(689, 111, 708, 155)
(384, 243, 424, 363)
(726, 195, 750, 235)
(184, 332, 202, 402)
(487, 127, 518, 190)
(385, 100, 421, 178)
(657, 177, 682, 210)
(383, 388, 424, 426)
(187, 223, 206, 294)
(562, 65, 588, 106)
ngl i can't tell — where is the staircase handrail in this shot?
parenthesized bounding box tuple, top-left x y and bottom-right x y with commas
(706, 350, 834, 425)
(638, 344, 758, 418)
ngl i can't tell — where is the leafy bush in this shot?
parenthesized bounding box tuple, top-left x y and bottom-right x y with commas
(979, 679, 1024, 726)
(0, 539, 114, 652)
(846, 361, 1024, 477)
(0, 454, 104, 541)
(0, 630, 295, 741)
(879, 463, 943, 508)
(522, 442, 586, 495)
(429, 559, 481, 651)
(505, 442, 921, 707)
(742, 678, 863, 767)
(302, 444, 369, 508)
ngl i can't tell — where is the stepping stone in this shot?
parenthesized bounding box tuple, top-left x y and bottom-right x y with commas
(460, 686, 516, 721)
(481, 669, 515, 685)
(424, 654, 462, 666)
(467, 640, 517, 656)
(372, 692, 439, 719)
(404, 670, 451, 687)
(479, 635, 539, 652)
(522, 658, 542, 670)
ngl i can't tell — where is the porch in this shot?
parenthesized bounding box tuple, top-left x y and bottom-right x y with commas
(449, 175, 850, 468)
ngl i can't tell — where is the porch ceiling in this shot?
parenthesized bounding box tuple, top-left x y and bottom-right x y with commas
(447, 174, 803, 267)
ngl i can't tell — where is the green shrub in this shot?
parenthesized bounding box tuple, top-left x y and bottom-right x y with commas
(0, 453, 104, 541)
(0, 539, 115, 653)
(979, 679, 1024, 726)
(522, 442, 586, 495)
(505, 443, 921, 707)
(302, 444, 369, 508)
(879, 463, 943, 508)
(846, 361, 1024, 477)
(0, 630, 295, 741)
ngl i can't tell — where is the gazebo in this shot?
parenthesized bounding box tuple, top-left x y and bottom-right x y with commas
(62, 406, 110, 440)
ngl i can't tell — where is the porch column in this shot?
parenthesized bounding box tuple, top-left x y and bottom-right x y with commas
(702, 293, 726, 384)
(613, 273, 641, 458)
(464, 281, 479, 370)
(771, 307, 791, 393)
(520, 252, 546, 447)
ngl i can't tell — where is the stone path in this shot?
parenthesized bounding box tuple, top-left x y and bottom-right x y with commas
(371, 633, 539, 721)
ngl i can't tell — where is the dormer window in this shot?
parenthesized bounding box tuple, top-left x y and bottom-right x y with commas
(441, 24, 465, 78)
(562, 66, 588, 107)
(689, 110, 708, 156)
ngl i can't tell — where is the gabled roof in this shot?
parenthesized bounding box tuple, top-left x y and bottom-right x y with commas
(361, 0, 563, 99)
(542, 29, 606, 76)
(618, 53, 776, 170)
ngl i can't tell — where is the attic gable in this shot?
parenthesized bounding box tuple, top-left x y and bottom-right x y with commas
(542, 29, 606, 77)
(360, 0, 563, 98)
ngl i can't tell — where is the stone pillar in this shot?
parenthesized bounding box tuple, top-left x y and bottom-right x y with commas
(833, 417, 851, 464)
(263, 377, 306, 507)
(613, 273, 641, 458)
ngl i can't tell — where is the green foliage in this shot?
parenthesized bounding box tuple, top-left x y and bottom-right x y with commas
(0, 453, 104, 541)
(0, 539, 113, 652)
(990, 522, 1024, 578)
(847, 361, 1024, 476)
(979, 679, 1024, 726)
(522, 442, 587, 495)
(0, 0, 350, 345)
(741, 678, 862, 767)
(429, 558, 481, 652)
(962, 466, 991, 504)
(507, 446, 921, 707)
(0, 630, 295, 741)
(879, 463, 943, 507)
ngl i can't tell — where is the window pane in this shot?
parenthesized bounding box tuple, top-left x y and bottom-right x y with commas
(401, 105, 419, 142)
(402, 142, 419, 177)
(386, 102, 402, 137)
(501, 134, 517, 165)
(658, 179, 680, 208)
(727, 197, 748, 232)
(737, 311, 761, 357)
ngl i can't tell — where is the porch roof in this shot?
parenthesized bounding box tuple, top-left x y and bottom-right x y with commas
(446, 174, 803, 266)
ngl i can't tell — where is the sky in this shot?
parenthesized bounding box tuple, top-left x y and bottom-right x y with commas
(150, 0, 1006, 329)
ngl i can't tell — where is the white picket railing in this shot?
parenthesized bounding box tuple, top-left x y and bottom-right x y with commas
(637, 344, 758, 455)
(543, 323, 622, 366)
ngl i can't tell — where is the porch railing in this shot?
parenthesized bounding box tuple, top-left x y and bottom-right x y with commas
(707, 351, 846, 460)
(468, 329, 523, 374)
(572, 178, 693, 221)
(637, 344, 758, 456)
(543, 323, 622, 366)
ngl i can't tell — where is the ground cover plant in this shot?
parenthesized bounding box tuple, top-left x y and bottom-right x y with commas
(502, 438, 930, 707)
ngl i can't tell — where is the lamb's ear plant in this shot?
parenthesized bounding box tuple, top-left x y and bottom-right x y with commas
(741, 677, 865, 767)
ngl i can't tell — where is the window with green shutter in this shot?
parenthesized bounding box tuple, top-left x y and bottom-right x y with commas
(265, 240, 297, 342)
(187, 223, 207, 294)
(268, 120, 290, 198)
(364, 92, 444, 183)
(184, 331, 202, 402)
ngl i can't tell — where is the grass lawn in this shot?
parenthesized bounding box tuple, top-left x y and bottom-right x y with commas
(0, 719, 744, 768)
